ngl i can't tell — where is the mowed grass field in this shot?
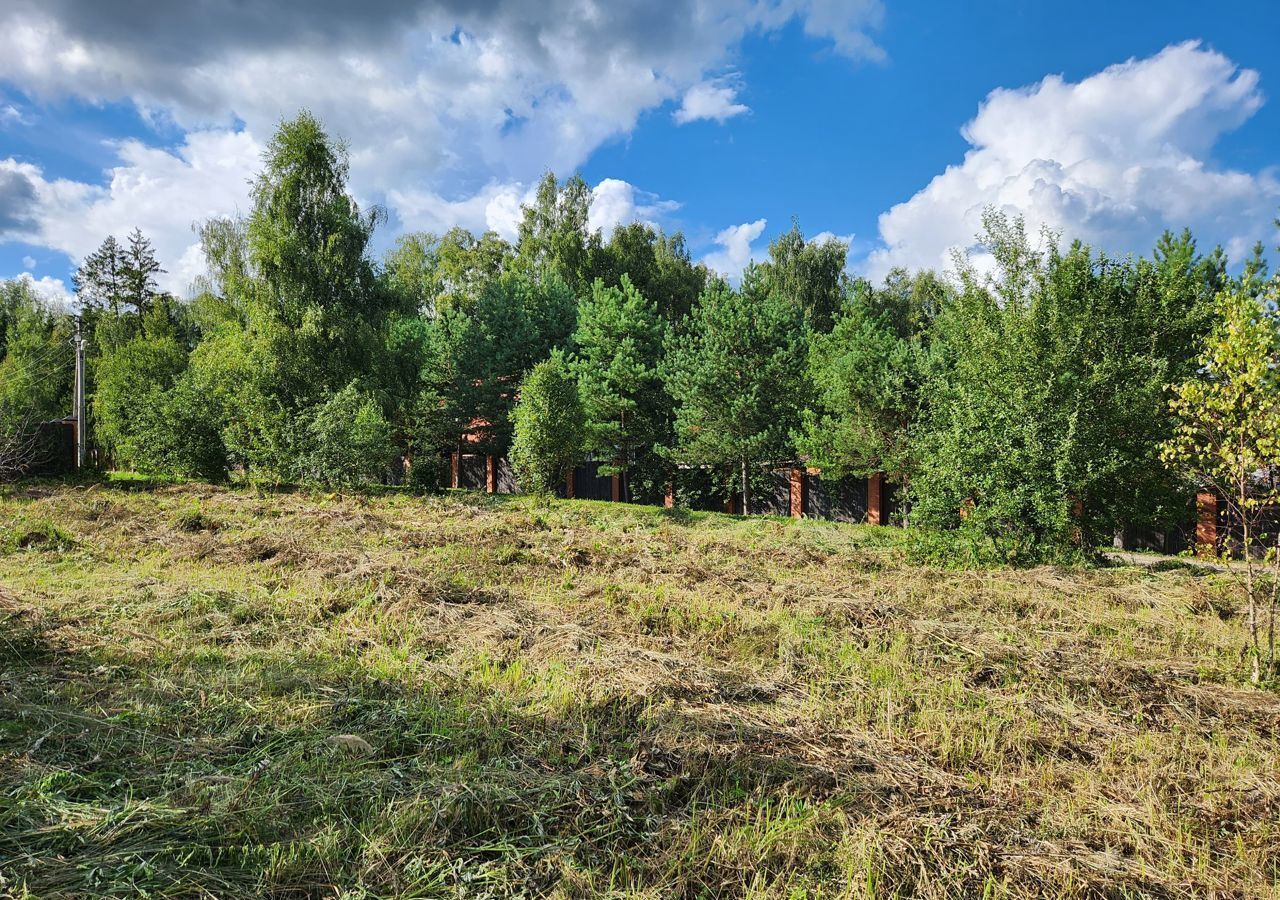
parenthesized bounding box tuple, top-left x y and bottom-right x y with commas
(1, 482, 1278, 899)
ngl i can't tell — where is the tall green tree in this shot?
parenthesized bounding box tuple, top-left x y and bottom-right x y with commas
(121, 227, 165, 317)
(73, 236, 128, 316)
(758, 222, 849, 333)
(663, 268, 808, 513)
(244, 109, 388, 401)
(410, 305, 495, 459)
(385, 227, 513, 316)
(594, 223, 708, 325)
(573, 274, 668, 499)
(93, 301, 228, 479)
(912, 211, 1208, 561)
(516, 172, 599, 297)
(185, 111, 394, 479)
(799, 270, 946, 520)
(0, 279, 73, 434)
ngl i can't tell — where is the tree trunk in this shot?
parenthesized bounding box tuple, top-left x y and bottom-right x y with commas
(900, 473, 910, 530)
(1241, 474, 1261, 683)
(740, 457, 750, 516)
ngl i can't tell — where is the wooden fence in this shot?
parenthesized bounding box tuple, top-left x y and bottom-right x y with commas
(441, 451, 894, 526)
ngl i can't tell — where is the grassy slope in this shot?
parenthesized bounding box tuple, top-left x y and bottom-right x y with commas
(0, 482, 1277, 899)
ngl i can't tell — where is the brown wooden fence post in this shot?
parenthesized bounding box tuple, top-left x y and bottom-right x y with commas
(486, 455, 497, 493)
(1196, 491, 1219, 557)
(789, 467, 806, 519)
(565, 470, 575, 499)
(867, 473, 885, 525)
(450, 452, 459, 490)
(663, 483, 674, 508)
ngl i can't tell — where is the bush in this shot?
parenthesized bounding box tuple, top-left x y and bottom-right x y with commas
(509, 350, 583, 496)
(94, 327, 228, 480)
(297, 382, 395, 488)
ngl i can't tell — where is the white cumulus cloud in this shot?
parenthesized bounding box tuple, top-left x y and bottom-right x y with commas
(864, 41, 1280, 278)
(0, 0, 885, 286)
(674, 77, 749, 124)
(15, 272, 74, 308)
(587, 178, 681, 237)
(702, 218, 767, 279)
(1, 129, 260, 293)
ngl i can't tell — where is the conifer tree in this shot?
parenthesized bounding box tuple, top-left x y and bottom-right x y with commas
(121, 227, 165, 316)
(73, 235, 127, 315)
(663, 268, 808, 513)
(573, 274, 667, 497)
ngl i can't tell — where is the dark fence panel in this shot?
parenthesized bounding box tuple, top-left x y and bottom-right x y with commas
(806, 475, 868, 523)
(458, 454, 486, 491)
(573, 460, 613, 501)
(25, 421, 76, 477)
(755, 469, 791, 517)
(495, 457, 517, 494)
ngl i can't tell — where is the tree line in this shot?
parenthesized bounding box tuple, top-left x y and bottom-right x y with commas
(3, 111, 1279, 565)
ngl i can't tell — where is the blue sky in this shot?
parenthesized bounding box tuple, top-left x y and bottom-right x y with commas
(1, 0, 1277, 302)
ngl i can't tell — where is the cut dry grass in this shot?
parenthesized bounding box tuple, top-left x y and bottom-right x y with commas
(0, 480, 1277, 898)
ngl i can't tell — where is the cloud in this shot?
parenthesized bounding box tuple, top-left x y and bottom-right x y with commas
(864, 41, 1280, 279)
(0, 165, 39, 234)
(388, 180, 530, 242)
(21, 255, 35, 269)
(702, 217, 767, 278)
(0, 1, 883, 192)
(587, 178, 681, 236)
(1, 130, 260, 293)
(0, 1, 884, 284)
(674, 77, 749, 124)
(15, 272, 73, 308)
(809, 230, 854, 248)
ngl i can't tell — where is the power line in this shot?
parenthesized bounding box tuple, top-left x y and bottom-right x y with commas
(0, 352, 73, 390)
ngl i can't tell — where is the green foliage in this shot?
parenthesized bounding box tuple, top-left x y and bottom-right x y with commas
(1163, 285, 1280, 680)
(510, 350, 584, 495)
(241, 110, 389, 404)
(121, 227, 165, 317)
(297, 382, 395, 488)
(800, 269, 944, 508)
(663, 269, 808, 513)
(72, 235, 128, 315)
(1164, 289, 1280, 498)
(385, 227, 513, 316)
(911, 211, 1214, 562)
(757, 221, 850, 332)
(93, 307, 227, 480)
(93, 324, 187, 464)
(593, 223, 708, 324)
(0, 279, 73, 433)
(573, 275, 668, 498)
(516, 172, 599, 297)
(32, 107, 1268, 579)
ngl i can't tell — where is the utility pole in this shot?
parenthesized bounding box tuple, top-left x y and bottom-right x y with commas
(73, 316, 86, 469)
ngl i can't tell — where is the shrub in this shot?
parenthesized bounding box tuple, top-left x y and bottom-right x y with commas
(297, 382, 395, 488)
(509, 350, 584, 496)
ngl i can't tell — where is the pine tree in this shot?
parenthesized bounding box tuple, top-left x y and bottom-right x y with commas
(121, 227, 165, 316)
(73, 236, 127, 315)
(662, 268, 808, 513)
(573, 274, 667, 496)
